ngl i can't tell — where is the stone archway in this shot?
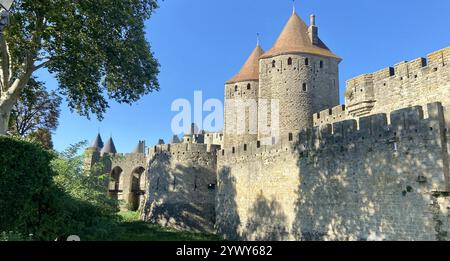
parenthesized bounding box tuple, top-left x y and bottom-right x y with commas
(109, 166, 123, 200)
(129, 166, 146, 211)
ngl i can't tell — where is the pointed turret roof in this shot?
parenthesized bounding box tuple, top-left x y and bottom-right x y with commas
(90, 133, 104, 149)
(260, 12, 340, 60)
(101, 137, 117, 154)
(226, 44, 265, 84)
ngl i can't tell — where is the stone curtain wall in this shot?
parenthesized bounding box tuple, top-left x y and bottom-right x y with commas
(217, 145, 300, 240)
(143, 144, 218, 233)
(298, 103, 449, 241)
(369, 47, 450, 117)
(314, 47, 450, 127)
(217, 102, 450, 241)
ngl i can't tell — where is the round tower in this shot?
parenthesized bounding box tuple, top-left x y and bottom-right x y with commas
(84, 133, 104, 173)
(224, 42, 264, 149)
(258, 12, 341, 141)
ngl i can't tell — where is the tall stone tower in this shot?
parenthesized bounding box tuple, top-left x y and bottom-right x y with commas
(258, 11, 341, 141)
(224, 42, 264, 148)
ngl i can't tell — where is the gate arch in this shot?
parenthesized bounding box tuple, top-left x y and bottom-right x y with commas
(109, 166, 123, 200)
(129, 166, 146, 211)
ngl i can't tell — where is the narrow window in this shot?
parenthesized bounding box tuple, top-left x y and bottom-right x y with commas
(302, 83, 307, 91)
(234, 85, 238, 91)
(305, 58, 309, 66)
(320, 60, 324, 68)
(244, 144, 247, 151)
(272, 60, 276, 68)
(289, 133, 293, 141)
(247, 83, 251, 90)
(287, 57, 293, 65)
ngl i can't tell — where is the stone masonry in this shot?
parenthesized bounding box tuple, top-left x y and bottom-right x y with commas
(85, 10, 450, 240)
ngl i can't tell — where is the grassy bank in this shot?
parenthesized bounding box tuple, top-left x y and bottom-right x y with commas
(105, 211, 222, 241)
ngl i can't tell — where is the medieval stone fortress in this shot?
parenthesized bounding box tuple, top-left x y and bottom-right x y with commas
(85, 9, 450, 241)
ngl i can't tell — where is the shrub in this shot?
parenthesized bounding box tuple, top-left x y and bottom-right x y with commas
(51, 141, 119, 239)
(0, 231, 34, 241)
(0, 136, 119, 240)
(0, 136, 59, 239)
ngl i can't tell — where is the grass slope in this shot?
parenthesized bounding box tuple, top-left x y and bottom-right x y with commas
(110, 211, 222, 241)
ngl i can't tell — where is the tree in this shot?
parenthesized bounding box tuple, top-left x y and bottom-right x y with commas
(8, 77, 61, 137)
(0, 0, 160, 134)
(28, 128, 54, 149)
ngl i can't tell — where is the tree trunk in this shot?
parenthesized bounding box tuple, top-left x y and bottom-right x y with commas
(0, 74, 34, 135)
(0, 102, 12, 135)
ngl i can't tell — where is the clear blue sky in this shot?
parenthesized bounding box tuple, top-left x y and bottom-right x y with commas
(36, 0, 450, 153)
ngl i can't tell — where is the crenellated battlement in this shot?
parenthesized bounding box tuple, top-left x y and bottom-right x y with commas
(309, 46, 450, 122)
(148, 143, 221, 158)
(219, 102, 446, 163)
(347, 46, 449, 87)
(313, 104, 346, 126)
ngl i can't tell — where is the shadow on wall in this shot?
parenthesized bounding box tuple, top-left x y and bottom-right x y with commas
(215, 166, 240, 240)
(143, 153, 217, 233)
(216, 166, 290, 241)
(241, 193, 289, 241)
(292, 105, 450, 241)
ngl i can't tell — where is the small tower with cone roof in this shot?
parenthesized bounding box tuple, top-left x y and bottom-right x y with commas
(84, 133, 104, 174)
(224, 38, 264, 148)
(101, 136, 117, 156)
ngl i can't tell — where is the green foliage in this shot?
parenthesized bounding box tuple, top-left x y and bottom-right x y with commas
(50, 141, 120, 240)
(28, 128, 54, 150)
(0, 137, 221, 241)
(4, 0, 160, 120)
(0, 135, 59, 239)
(119, 210, 142, 222)
(0, 136, 119, 240)
(52, 141, 118, 219)
(0, 231, 34, 241)
(8, 77, 62, 137)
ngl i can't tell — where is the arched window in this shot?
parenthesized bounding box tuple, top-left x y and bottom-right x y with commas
(272, 60, 276, 68)
(246, 83, 251, 90)
(320, 60, 324, 68)
(302, 83, 307, 91)
(287, 57, 293, 65)
(305, 58, 309, 66)
(234, 85, 238, 91)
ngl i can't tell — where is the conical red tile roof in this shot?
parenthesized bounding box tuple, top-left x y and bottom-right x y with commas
(261, 13, 340, 60)
(226, 44, 264, 84)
